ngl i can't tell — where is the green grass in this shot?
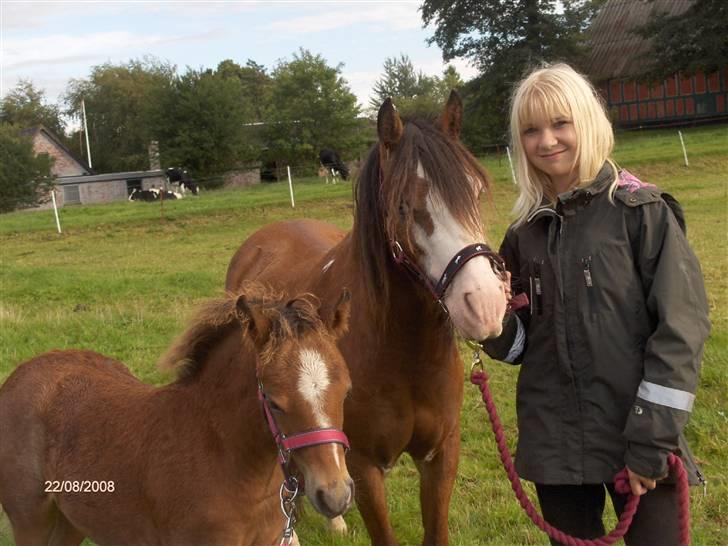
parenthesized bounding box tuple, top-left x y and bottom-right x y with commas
(1, 125, 726, 545)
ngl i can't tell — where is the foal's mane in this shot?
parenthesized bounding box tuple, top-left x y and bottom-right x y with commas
(158, 282, 324, 380)
(353, 116, 492, 323)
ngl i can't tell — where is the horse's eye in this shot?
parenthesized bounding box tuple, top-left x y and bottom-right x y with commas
(399, 202, 409, 216)
(268, 398, 285, 414)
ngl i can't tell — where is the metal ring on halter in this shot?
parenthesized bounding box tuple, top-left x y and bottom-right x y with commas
(391, 240, 404, 261)
(466, 340, 484, 374)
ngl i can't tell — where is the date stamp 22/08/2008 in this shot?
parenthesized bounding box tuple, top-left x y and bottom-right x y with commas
(44, 480, 115, 494)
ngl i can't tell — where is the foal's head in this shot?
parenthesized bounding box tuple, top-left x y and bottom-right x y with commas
(355, 91, 508, 340)
(237, 287, 354, 518)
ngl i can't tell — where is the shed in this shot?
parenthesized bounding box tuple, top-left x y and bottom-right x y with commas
(585, 0, 727, 127)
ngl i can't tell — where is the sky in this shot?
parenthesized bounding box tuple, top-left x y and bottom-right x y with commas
(1, 0, 480, 118)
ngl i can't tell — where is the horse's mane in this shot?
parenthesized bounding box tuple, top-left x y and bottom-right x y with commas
(158, 282, 324, 380)
(353, 116, 492, 326)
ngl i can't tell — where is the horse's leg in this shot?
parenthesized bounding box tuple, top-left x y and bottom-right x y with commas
(48, 512, 85, 546)
(6, 503, 55, 546)
(414, 426, 460, 546)
(349, 453, 400, 546)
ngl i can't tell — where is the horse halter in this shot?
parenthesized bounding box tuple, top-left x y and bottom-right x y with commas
(390, 240, 507, 313)
(257, 384, 350, 487)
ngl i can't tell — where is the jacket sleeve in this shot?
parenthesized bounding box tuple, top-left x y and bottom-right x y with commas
(622, 198, 711, 479)
(480, 230, 529, 364)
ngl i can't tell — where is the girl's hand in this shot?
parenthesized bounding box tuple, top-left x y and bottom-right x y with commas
(626, 467, 657, 496)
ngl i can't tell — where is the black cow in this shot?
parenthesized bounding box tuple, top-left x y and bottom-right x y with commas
(319, 148, 349, 183)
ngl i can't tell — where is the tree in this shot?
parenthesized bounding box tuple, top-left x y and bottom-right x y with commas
(368, 54, 459, 116)
(636, 0, 728, 79)
(0, 125, 55, 213)
(1, 80, 65, 136)
(265, 49, 362, 169)
(421, 0, 602, 148)
(155, 68, 252, 181)
(64, 57, 176, 173)
(216, 59, 273, 122)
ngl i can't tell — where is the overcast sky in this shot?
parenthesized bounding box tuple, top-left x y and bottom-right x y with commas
(1, 0, 479, 114)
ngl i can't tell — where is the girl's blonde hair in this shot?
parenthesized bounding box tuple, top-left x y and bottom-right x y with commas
(509, 63, 617, 226)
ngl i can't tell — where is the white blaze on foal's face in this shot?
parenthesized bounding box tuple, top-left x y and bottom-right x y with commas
(297, 348, 331, 427)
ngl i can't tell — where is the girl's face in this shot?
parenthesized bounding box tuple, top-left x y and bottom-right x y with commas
(521, 116, 578, 193)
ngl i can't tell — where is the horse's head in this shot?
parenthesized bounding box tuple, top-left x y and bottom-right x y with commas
(357, 92, 507, 340)
(236, 288, 354, 519)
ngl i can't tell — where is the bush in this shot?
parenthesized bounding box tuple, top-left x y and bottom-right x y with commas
(0, 125, 55, 213)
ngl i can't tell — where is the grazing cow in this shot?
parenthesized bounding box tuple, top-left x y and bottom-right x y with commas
(319, 149, 349, 184)
(166, 167, 199, 195)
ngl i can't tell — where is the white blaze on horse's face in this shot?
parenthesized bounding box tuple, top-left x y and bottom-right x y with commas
(294, 346, 353, 518)
(412, 162, 506, 340)
(297, 348, 332, 427)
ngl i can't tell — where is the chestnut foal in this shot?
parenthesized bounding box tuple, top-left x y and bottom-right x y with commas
(0, 284, 353, 546)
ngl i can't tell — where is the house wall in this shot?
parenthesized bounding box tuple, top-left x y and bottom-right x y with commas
(32, 132, 89, 177)
(598, 68, 728, 127)
(223, 169, 261, 188)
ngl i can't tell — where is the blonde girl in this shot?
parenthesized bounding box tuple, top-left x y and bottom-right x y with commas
(481, 63, 710, 545)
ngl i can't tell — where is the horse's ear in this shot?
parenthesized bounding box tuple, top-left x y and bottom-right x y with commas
(323, 288, 351, 338)
(235, 295, 272, 347)
(439, 90, 463, 139)
(377, 97, 403, 150)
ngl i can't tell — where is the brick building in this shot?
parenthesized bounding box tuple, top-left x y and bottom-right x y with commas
(586, 0, 727, 128)
(23, 126, 165, 208)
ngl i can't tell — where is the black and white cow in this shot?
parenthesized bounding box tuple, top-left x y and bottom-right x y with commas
(166, 167, 199, 195)
(319, 148, 349, 184)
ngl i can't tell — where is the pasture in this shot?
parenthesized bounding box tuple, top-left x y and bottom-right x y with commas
(1, 125, 726, 545)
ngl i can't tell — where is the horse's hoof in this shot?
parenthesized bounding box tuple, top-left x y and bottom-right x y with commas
(328, 516, 348, 534)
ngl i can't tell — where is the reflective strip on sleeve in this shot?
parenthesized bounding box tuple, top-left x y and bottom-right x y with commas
(637, 381, 695, 412)
(504, 315, 525, 363)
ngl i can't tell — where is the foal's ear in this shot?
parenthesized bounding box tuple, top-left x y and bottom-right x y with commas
(235, 295, 272, 347)
(323, 288, 351, 338)
(439, 90, 463, 139)
(377, 97, 403, 150)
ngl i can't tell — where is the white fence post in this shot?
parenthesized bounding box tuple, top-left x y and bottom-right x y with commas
(287, 165, 295, 208)
(51, 189, 62, 234)
(678, 130, 689, 167)
(506, 146, 517, 185)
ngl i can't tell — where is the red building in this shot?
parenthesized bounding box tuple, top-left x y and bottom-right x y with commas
(586, 0, 727, 128)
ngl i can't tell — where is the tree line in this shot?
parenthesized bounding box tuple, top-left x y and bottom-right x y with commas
(2, 0, 724, 212)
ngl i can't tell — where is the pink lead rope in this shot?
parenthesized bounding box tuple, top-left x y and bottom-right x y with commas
(469, 348, 691, 545)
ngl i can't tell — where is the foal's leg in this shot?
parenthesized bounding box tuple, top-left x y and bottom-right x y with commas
(348, 452, 400, 546)
(414, 426, 460, 546)
(48, 513, 85, 546)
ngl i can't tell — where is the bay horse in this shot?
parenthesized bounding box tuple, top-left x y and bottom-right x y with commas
(0, 283, 354, 546)
(225, 92, 508, 545)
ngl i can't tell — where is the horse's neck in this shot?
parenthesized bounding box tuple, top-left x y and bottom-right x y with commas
(335, 232, 456, 360)
(170, 332, 278, 477)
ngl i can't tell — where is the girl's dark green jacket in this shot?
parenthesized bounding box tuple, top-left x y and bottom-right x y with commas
(482, 163, 710, 486)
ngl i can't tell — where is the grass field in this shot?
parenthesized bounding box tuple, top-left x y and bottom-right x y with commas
(1, 125, 726, 545)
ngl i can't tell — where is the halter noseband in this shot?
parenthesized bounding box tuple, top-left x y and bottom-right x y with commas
(257, 384, 350, 487)
(391, 240, 507, 312)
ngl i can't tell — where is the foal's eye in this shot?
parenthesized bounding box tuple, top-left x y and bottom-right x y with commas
(268, 399, 285, 414)
(399, 202, 409, 217)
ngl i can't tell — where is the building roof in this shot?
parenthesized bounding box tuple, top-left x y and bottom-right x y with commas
(585, 0, 694, 82)
(56, 170, 165, 185)
(20, 125, 93, 174)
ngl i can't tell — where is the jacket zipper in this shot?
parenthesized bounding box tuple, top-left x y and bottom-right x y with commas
(582, 256, 596, 317)
(532, 259, 543, 315)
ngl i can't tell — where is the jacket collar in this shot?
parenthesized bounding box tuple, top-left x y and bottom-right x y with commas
(527, 163, 615, 223)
